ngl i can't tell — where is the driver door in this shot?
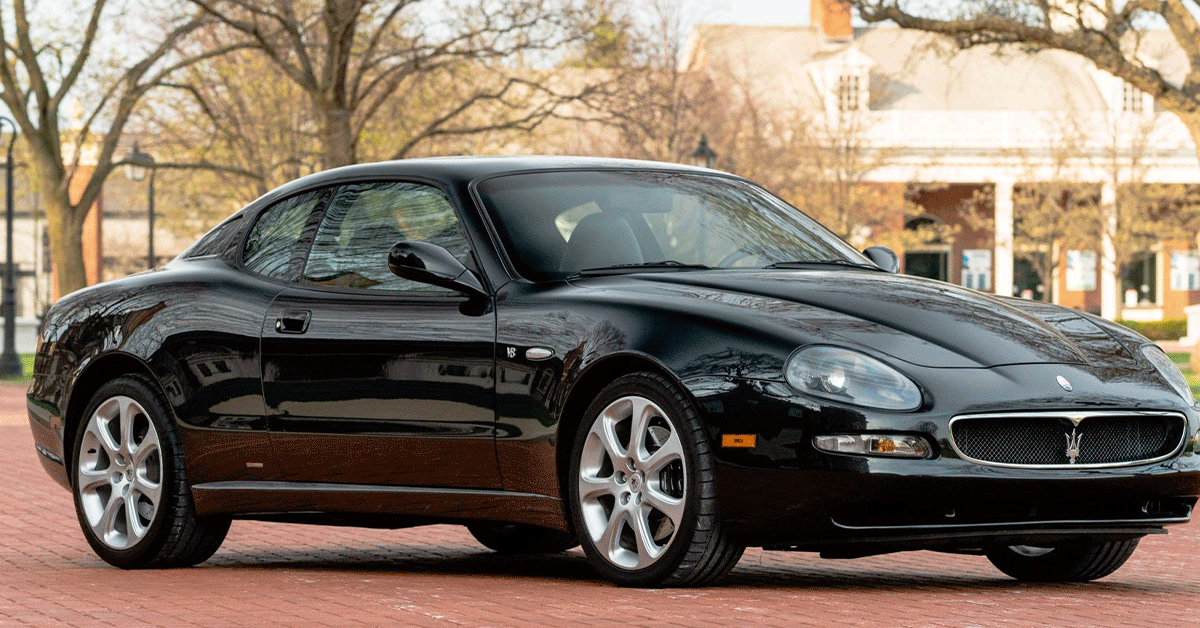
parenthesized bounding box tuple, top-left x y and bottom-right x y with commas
(260, 180, 499, 489)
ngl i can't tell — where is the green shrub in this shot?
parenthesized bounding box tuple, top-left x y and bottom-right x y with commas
(1115, 318, 1188, 341)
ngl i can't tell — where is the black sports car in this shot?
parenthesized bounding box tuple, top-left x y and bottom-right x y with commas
(27, 157, 1200, 587)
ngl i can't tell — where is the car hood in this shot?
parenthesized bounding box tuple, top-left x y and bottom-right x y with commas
(589, 270, 1139, 369)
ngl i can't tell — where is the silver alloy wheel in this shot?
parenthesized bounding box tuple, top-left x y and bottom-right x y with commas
(576, 395, 687, 570)
(76, 395, 163, 551)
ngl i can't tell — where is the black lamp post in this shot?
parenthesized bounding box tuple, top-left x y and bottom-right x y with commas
(690, 134, 717, 169)
(124, 143, 156, 269)
(0, 117, 20, 378)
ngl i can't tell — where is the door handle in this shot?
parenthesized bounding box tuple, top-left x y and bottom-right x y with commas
(275, 310, 311, 334)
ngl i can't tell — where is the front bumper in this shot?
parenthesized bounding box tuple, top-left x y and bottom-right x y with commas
(692, 372, 1200, 552)
(716, 461, 1198, 553)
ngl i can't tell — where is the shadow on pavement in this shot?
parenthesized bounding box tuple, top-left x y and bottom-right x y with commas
(204, 545, 603, 583)
(192, 543, 1194, 594)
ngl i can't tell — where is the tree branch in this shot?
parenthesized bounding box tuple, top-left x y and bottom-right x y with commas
(1162, 0, 1200, 98)
(48, 0, 109, 116)
(117, 158, 266, 181)
(855, 1, 1200, 115)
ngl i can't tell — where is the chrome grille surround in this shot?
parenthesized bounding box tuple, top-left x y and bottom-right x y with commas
(948, 410, 1188, 469)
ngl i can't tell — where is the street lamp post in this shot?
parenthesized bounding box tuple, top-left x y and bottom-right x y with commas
(0, 117, 20, 378)
(690, 135, 717, 169)
(124, 143, 156, 269)
(688, 134, 718, 261)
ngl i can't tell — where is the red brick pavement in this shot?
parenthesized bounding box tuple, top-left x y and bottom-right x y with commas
(3, 380, 1200, 627)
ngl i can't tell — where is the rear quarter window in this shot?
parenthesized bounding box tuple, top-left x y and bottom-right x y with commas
(242, 190, 326, 280)
(179, 215, 245, 260)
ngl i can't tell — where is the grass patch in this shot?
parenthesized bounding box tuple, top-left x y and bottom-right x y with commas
(1168, 352, 1200, 397)
(0, 353, 34, 383)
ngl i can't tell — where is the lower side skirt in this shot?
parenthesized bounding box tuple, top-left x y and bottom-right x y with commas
(190, 481, 569, 532)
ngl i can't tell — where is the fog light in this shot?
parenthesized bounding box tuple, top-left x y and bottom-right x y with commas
(813, 434, 931, 459)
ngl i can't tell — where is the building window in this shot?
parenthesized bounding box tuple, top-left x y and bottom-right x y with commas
(1122, 252, 1158, 305)
(961, 249, 992, 291)
(1122, 82, 1143, 113)
(1014, 254, 1046, 300)
(1171, 252, 1200, 291)
(1066, 250, 1096, 292)
(838, 74, 860, 111)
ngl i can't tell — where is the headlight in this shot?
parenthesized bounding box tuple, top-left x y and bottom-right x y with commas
(813, 434, 932, 458)
(785, 345, 922, 411)
(1141, 345, 1195, 405)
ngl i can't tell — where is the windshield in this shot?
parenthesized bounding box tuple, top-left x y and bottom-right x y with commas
(476, 170, 871, 281)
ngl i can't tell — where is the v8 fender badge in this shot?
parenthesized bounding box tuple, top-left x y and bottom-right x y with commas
(1057, 375, 1073, 392)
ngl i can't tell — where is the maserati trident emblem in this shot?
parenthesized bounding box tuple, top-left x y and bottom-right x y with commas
(1057, 375, 1073, 392)
(1065, 428, 1083, 464)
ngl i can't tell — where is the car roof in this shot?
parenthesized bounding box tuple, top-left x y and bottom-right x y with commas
(253, 156, 722, 208)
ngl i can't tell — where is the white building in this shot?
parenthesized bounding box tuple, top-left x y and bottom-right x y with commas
(683, 0, 1199, 322)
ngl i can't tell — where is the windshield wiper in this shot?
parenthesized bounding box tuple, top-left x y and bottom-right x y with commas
(575, 260, 713, 276)
(763, 259, 882, 271)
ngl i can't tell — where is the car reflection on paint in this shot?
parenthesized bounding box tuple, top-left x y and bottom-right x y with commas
(27, 157, 1200, 587)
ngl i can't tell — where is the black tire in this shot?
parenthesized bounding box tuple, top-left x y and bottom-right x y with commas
(567, 372, 744, 587)
(71, 373, 230, 568)
(467, 523, 579, 554)
(985, 539, 1140, 582)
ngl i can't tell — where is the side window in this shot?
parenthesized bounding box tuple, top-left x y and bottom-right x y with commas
(242, 191, 324, 279)
(303, 181, 470, 292)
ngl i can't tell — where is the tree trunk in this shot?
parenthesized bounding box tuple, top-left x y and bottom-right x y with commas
(41, 191, 88, 299)
(320, 106, 357, 169)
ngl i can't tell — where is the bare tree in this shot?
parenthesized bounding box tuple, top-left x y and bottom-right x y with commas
(785, 108, 910, 246)
(1089, 115, 1166, 315)
(0, 1, 238, 295)
(1010, 183, 1097, 303)
(855, 0, 1200, 167)
(999, 117, 1098, 304)
(151, 31, 322, 205)
(554, 0, 720, 163)
(187, 0, 596, 169)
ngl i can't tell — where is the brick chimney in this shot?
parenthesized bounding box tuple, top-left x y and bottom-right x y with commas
(811, 0, 853, 41)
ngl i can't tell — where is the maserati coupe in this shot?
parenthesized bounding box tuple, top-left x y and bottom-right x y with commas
(27, 156, 1200, 587)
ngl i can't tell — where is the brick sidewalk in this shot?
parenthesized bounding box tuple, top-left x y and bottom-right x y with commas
(0, 383, 28, 427)
(4, 418, 1200, 626)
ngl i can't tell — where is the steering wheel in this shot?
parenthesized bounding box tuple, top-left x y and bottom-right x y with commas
(717, 248, 766, 268)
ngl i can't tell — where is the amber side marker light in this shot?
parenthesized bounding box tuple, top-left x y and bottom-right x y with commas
(721, 434, 757, 448)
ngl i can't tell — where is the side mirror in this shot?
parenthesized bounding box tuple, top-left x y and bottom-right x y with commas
(863, 245, 899, 273)
(388, 241, 487, 298)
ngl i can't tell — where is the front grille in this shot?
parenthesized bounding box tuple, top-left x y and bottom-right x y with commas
(949, 411, 1187, 468)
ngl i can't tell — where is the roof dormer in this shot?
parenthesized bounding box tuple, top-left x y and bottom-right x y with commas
(807, 45, 875, 114)
(1091, 65, 1152, 118)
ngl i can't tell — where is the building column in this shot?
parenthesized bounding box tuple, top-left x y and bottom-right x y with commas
(993, 176, 1014, 297)
(1100, 182, 1119, 320)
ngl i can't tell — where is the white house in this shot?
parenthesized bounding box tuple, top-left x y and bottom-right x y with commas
(682, 0, 1200, 323)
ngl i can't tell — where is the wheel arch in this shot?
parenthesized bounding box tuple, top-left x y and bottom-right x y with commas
(554, 352, 692, 503)
(62, 352, 161, 485)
